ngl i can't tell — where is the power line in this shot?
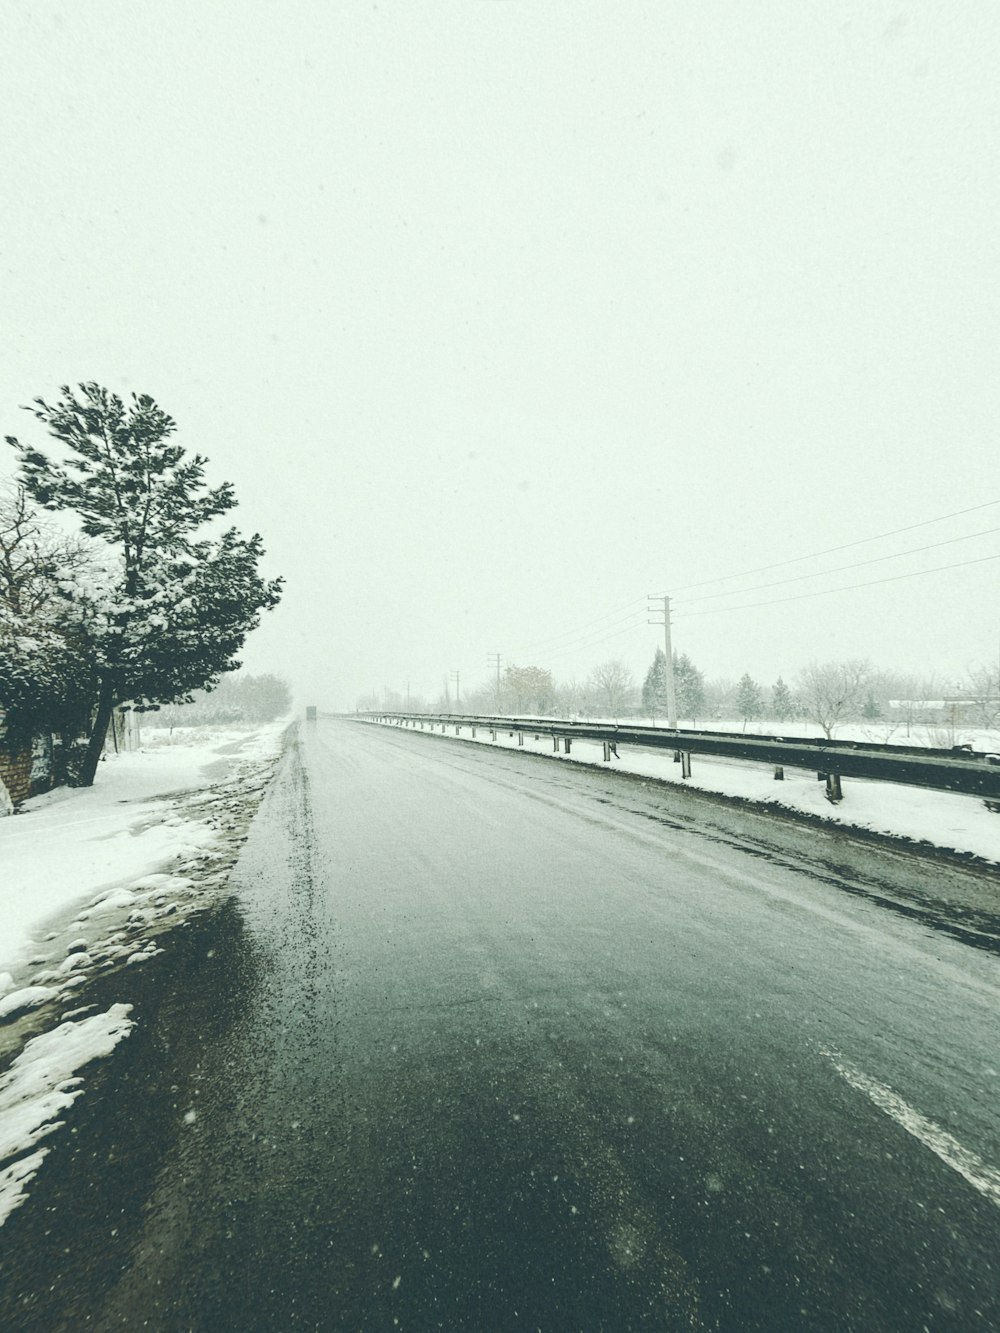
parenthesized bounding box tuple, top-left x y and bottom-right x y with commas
(504, 597, 647, 659)
(539, 621, 646, 666)
(674, 552, 1000, 618)
(659, 498, 1000, 597)
(673, 525, 1000, 606)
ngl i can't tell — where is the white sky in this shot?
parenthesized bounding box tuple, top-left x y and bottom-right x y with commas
(2, 2, 998, 709)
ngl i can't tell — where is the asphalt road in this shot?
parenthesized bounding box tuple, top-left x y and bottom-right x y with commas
(3, 719, 1000, 1331)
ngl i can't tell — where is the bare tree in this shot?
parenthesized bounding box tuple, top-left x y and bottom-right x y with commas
(0, 483, 94, 619)
(0, 484, 100, 743)
(587, 659, 636, 715)
(554, 678, 587, 718)
(962, 663, 1000, 730)
(876, 671, 947, 740)
(796, 659, 873, 739)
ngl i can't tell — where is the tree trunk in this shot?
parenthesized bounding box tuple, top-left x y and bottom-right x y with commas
(77, 678, 117, 787)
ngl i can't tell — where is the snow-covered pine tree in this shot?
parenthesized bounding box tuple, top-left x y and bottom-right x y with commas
(770, 676, 794, 722)
(7, 384, 283, 785)
(735, 672, 763, 730)
(861, 692, 882, 720)
(672, 652, 705, 724)
(641, 647, 667, 716)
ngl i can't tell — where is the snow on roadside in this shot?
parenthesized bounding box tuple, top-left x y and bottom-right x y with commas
(0, 1005, 135, 1226)
(382, 723, 1000, 867)
(0, 721, 287, 982)
(0, 719, 288, 1228)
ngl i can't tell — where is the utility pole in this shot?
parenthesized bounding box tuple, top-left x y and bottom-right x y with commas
(450, 670, 461, 707)
(487, 652, 502, 708)
(647, 594, 678, 729)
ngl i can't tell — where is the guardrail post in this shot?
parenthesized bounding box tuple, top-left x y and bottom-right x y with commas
(490, 729, 496, 741)
(553, 737, 560, 752)
(455, 725, 461, 735)
(825, 773, 843, 803)
(563, 738, 572, 754)
(518, 732, 524, 746)
(774, 766, 784, 780)
(681, 751, 692, 779)
(471, 727, 477, 738)
(603, 742, 611, 762)
(673, 749, 681, 763)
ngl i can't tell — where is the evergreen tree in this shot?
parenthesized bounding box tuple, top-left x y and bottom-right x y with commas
(861, 691, 882, 720)
(642, 647, 667, 715)
(673, 652, 705, 724)
(8, 383, 282, 785)
(735, 672, 763, 729)
(770, 676, 794, 722)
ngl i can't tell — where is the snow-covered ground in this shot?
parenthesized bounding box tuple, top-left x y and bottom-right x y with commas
(518, 714, 1000, 753)
(382, 721, 1000, 867)
(685, 715, 1000, 752)
(0, 720, 287, 1226)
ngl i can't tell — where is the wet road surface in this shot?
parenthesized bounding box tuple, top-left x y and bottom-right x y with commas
(2, 718, 1000, 1330)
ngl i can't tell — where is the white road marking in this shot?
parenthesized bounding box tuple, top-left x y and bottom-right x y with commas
(824, 1050, 1000, 1209)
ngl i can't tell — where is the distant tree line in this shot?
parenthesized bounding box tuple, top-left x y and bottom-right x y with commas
(358, 652, 1000, 741)
(148, 672, 292, 729)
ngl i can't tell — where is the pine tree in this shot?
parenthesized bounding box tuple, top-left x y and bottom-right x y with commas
(861, 691, 882, 720)
(8, 384, 283, 785)
(642, 647, 667, 715)
(735, 672, 763, 730)
(673, 652, 705, 724)
(770, 676, 794, 722)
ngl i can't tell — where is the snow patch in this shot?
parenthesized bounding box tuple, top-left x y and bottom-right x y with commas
(0, 986, 58, 1021)
(0, 1004, 134, 1226)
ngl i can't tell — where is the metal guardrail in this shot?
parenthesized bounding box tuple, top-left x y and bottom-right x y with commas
(348, 711, 1000, 806)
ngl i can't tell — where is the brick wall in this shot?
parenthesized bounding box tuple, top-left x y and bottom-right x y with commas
(0, 731, 62, 807)
(0, 741, 34, 806)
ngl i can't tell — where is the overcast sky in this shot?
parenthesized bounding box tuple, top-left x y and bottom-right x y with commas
(3, 2, 997, 710)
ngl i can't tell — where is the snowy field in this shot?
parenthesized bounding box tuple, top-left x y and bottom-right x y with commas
(376, 720, 1000, 868)
(544, 714, 1000, 753)
(0, 720, 288, 1226)
(703, 716, 1000, 752)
